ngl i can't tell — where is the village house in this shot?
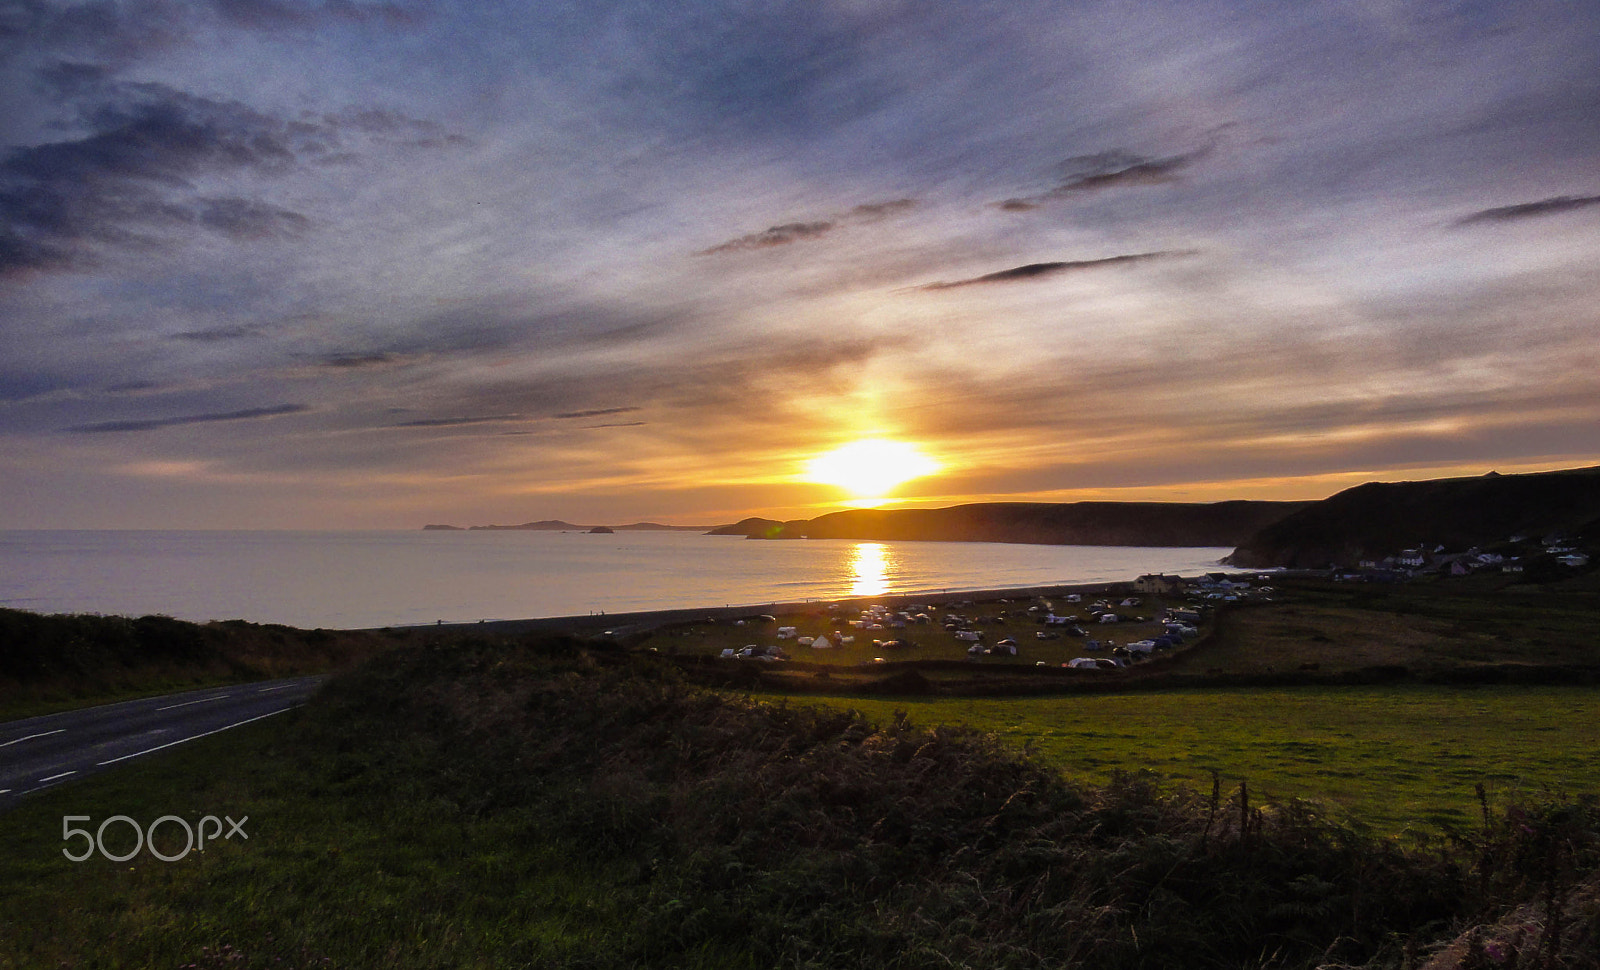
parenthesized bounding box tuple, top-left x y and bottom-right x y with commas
(1133, 574, 1182, 594)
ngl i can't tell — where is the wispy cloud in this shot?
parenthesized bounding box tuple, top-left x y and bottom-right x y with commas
(170, 325, 266, 342)
(1457, 194, 1600, 225)
(391, 414, 522, 428)
(698, 198, 916, 255)
(699, 221, 834, 253)
(996, 148, 1207, 211)
(553, 406, 642, 420)
(65, 403, 309, 433)
(320, 353, 402, 369)
(919, 251, 1190, 290)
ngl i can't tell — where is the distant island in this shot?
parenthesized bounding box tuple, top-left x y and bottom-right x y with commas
(422, 520, 709, 532)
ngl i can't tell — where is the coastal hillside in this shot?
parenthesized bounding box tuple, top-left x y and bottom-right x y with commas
(1225, 465, 1600, 568)
(710, 500, 1309, 547)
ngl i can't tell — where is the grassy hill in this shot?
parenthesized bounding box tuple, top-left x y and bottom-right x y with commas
(1226, 466, 1600, 568)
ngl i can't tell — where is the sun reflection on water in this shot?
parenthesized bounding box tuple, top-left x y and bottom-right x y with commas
(849, 542, 891, 597)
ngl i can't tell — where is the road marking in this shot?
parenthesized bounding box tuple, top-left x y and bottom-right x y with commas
(96, 707, 294, 766)
(0, 789, 11, 794)
(38, 771, 77, 783)
(155, 694, 231, 711)
(0, 729, 66, 748)
(255, 683, 298, 693)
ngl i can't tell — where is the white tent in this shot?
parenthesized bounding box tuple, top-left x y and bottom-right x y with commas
(810, 634, 833, 649)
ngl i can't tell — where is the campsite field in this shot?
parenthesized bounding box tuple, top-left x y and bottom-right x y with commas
(781, 685, 1600, 835)
(636, 591, 1184, 667)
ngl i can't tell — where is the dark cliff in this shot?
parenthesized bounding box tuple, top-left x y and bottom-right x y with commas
(1225, 466, 1600, 568)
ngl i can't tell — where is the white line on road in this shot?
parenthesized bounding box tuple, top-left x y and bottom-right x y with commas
(0, 729, 66, 748)
(155, 694, 232, 711)
(255, 683, 298, 692)
(38, 771, 77, 783)
(96, 707, 294, 766)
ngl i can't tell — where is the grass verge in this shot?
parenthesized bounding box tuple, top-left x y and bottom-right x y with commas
(7, 634, 1599, 968)
(0, 609, 406, 721)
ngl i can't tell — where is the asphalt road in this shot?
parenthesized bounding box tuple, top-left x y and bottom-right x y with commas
(0, 676, 325, 811)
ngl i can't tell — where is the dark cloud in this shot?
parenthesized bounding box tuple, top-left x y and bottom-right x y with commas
(699, 220, 834, 254)
(848, 198, 916, 221)
(36, 59, 114, 96)
(1457, 194, 1600, 225)
(3, 0, 418, 69)
(0, 230, 73, 273)
(698, 196, 918, 255)
(319, 352, 398, 368)
(0, 370, 69, 402)
(197, 196, 310, 239)
(1, 85, 311, 271)
(105, 379, 163, 393)
(65, 402, 309, 433)
(553, 406, 642, 420)
(170, 324, 265, 342)
(919, 251, 1191, 290)
(1, 82, 461, 273)
(2, 0, 194, 67)
(996, 147, 1206, 211)
(392, 414, 521, 428)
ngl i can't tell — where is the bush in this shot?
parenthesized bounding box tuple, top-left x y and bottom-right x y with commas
(287, 635, 1600, 969)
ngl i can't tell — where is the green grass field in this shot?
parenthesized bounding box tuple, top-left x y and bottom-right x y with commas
(783, 685, 1600, 835)
(1164, 581, 1600, 676)
(0, 709, 683, 970)
(4, 639, 1599, 968)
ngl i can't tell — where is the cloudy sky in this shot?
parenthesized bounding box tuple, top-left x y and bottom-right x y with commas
(3, 0, 1598, 529)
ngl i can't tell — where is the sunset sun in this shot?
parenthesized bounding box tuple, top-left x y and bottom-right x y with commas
(804, 438, 941, 503)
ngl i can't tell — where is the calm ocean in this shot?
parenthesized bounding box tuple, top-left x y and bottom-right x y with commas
(0, 530, 1230, 629)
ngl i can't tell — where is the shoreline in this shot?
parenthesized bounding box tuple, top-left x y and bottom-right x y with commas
(408, 574, 1263, 639)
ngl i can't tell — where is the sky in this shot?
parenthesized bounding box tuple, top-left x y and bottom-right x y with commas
(3, 0, 1599, 529)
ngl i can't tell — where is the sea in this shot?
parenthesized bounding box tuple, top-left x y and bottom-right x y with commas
(0, 530, 1231, 630)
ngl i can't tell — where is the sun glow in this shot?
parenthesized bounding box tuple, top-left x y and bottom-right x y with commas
(804, 438, 941, 503)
